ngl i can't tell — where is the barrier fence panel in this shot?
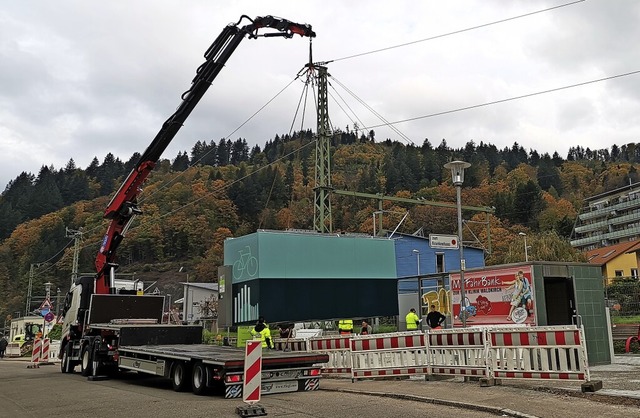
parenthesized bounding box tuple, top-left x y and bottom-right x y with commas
(308, 335, 352, 374)
(350, 332, 428, 380)
(48, 340, 60, 362)
(427, 328, 489, 378)
(6, 343, 21, 357)
(272, 337, 308, 352)
(487, 326, 591, 383)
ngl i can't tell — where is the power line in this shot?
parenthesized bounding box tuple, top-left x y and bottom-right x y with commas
(362, 69, 640, 131)
(323, 0, 586, 64)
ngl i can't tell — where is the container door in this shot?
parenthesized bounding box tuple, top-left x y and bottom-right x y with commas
(543, 277, 576, 325)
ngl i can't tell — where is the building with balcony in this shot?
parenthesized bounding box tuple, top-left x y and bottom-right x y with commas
(571, 182, 640, 251)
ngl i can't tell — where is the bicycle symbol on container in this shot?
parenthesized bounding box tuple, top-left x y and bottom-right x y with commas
(232, 246, 258, 280)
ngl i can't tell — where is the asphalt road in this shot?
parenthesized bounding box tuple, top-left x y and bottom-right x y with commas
(3, 358, 640, 418)
(0, 360, 497, 418)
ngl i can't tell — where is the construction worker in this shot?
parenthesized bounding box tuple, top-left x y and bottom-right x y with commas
(338, 319, 353, 335)
(405, 308, 422, 330)
(251, 318, 273, 349)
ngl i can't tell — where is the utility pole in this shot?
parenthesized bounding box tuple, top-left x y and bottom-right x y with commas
(66, 227, 83, 287)
(311, 62, 333, 233)
(26, 264, 37, 314)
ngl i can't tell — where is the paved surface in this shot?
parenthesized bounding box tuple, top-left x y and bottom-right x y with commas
(1, 355, 639, 417)
(321, 355, 640, 417)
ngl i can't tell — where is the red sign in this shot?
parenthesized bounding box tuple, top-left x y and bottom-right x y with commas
(450, 265, 535, 327)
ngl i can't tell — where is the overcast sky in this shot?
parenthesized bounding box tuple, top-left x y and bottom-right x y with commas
(2, 0, 639, 190)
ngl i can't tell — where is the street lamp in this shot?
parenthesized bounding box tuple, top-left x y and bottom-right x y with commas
(444, 160, 471, 327)
(519, 232, 529, 262)
(412, 249, 420, 276)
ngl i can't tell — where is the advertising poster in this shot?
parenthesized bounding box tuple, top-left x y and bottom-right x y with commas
(450, 265, 535, 327)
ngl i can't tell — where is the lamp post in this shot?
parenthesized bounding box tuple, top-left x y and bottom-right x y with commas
(444, 160, 471, 327)
(56, 288, 61, 318)
(519, 232, 529, 262)
(179, 267, 190, 323)
(412, 249, 420, 276)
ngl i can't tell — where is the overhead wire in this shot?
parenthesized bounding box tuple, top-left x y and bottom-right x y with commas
(361, 69, 640, 131)
(137, 74, 303, 206)
(328, 75, 416, 145)
(323, 0, 586, 64)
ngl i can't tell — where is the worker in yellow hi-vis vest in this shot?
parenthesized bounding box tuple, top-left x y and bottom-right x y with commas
(338, 319, 353, 335)
(405, 308, 422, 330)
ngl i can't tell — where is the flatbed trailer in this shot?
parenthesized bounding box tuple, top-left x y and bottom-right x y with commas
(60, 294, 328, 398)
(117, 343, 328, 398)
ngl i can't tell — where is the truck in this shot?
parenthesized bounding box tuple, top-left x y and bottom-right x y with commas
(58, 15, 326, 398)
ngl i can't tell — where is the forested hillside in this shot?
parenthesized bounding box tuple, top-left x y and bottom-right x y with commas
(2, 128, 639, 322)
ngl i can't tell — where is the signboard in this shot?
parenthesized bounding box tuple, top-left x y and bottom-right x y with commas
(44, 312, 55, 322)
(39, 299, 52, 311)
(450, 265, 535, 327)
(429, 234, 459, 249)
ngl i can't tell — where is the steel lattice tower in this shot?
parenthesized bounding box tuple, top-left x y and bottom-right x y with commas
(313, 65, 333, 233)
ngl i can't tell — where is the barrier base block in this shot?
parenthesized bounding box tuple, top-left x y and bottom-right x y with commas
(425, 375, 453, 382)
(26, 363, 40, 369)
(479, 377, 497, 387)
(236, 404, 267, 417)
(581, 380, 603, 393)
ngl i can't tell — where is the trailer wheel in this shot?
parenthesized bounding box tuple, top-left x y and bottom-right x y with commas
(171, 361, 191, 392)
(61, 343, 73, 374)
(80, 344, 93, 377)
(192, 362, 210, 396)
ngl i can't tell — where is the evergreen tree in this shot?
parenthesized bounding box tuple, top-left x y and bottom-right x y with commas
(512, 180, 544, 229)
(30, 166, 63, 218)
(172, 151, 190, 171)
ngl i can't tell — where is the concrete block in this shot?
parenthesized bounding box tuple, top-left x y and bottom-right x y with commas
(581, 380, 603, 392)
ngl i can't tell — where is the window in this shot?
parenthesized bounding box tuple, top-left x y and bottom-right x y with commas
(436, 253, 445, 273)
(632, 269, 638, 279)
(615, 270, 624, 277)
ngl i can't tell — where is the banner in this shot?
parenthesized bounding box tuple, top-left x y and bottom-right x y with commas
(450, 265, 535, 326)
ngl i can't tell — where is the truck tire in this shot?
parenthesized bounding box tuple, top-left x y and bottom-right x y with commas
(171, 361, 191, 392)
(191, 362, 210, 396)
(80, 344, 93, 377)
(61, 344, 72, 374)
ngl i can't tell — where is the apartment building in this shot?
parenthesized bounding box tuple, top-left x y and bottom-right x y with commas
(571, 182, 640, 252)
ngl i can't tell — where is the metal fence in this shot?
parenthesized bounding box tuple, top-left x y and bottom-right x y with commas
(605, 279, 640, 317)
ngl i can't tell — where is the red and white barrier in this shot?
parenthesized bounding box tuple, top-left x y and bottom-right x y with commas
(487, 326, 590, 382)
(309, 335, 352, 374)
(427, 328, 488, 378)
(350, 332, 428, 380)
(242, 340, 262, 404)
(29, 338, 42, 368)
(272, 337, 308, 352)
(41, 338, 50, 363)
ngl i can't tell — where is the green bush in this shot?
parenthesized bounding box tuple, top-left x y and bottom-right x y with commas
(614, 339, 640, 354)
(47, 324, 62, 340)
(376, 324, 398, 334)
